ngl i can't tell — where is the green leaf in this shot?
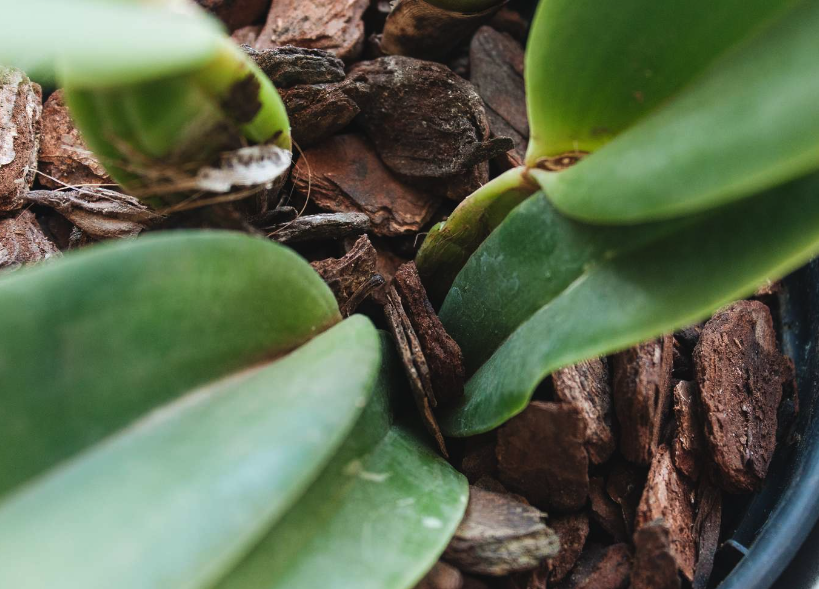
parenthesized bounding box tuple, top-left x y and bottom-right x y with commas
(439, 171, 819, 437)
(530, 0, 819, 223)
(216, 338, 469, 589)
(0, 316, 382, 589)
(524, 0, 797, 159)
(0, 0, 223, 87)
(0, 231, 340, 496)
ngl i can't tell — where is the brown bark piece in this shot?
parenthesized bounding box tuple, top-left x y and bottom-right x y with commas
(242, 45, 345, 88)
(195, 0, 270, 30)
(393, 262, 464, 405)
(632, 521, 681, 589)
(605, 457, 646, 535)
(588, 476, 627, 542)
(347, 57, 513, 193)
(635, 445, 695, 582)
(38, 90, 111, 190)
(555, 543, 632, 589)
(256, 0, 369, 62)
(278, 83, 360, 147)
(489, 8, 529, 43)
(546, 512, 589, 584)
(470, 26, 528, 162)
(612, 335, 674, 465)
(496, 401, 589, 512)
(443, 486, 559, 576)
(553, 358, 616, 464)
(414, 561, 463, 589)
(231, 25, 261, 46)
(1, 68, 41, 212)
(460, 433, 498, 484)
(311, 235, 379, 315)
(292, 135, 438, 235)
(24, 188, 155, 239)
(694, 300, 793, 493)
(0, 209, 60, 270)
(671, 380, 705, 480)
(269, 212, 370, 243)
(693, 477, 722, 589)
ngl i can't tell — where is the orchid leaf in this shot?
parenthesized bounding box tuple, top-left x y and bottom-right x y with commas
(439, 171, 819, 437)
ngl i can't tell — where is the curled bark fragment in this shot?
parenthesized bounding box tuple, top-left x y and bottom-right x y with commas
(612, 335, 674, 465)
(242, 45, 345, 88)
(555, 543, 631, 589)
(546, 512, 589, 584)
(25, 188, 157, 239)
(0, 209, 60, 270)
(693, 477, 722, 589)
(380, 0, 502, 61)
(635, 445, 695, 582)
(393, 262, 464, 405)
(311, 235, 379, 315)
(38, 90, 111, 190)
(496, 401, 589, 512)
(269, 212, 370, 243)
(694, 300, 793, 493)
(444, 487, 559, 576)
(256, 0, 369, 62)
(553, 358, 616, 464)
(631, 521, 681, 589)
(1, 68, 41, 212)
(279, 82, 360, 147)
(671, 380, 704, 480)
(292, 135, 439, 235)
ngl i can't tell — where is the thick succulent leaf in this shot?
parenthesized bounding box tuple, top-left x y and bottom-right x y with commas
(439, 171, 819, 436)
(0, 0, 223, 86)
(531, 0, 819, 223)
(0, 316, 381, 589)
(0, 231, 340, 496)
(525, 0, 796, 159)
(217, 338, 469, 589)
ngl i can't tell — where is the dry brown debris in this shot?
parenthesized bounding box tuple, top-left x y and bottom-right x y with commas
(279, 83, 360, 147)
(546, 512, 589, 584)
(631, 521, 681, 589)
(310, 235, 381, 316)
(496, 401, 589, 512)
(588, 476, 627, 542)
(242, 45, 346, 88)
(694, 300, 794, 493)
(414, 561, 464, 589)
(292, 135, 439, 235)
(555, 543, 631, 589)
(671, 380, 705, 480)
(443, 486, 559, 576)
(459, 433, 498, 484)
(195, 0, 270, 31)
(612, 335, 674, 465)
(1, 69, 41, 212)
(0, 209, 60, 270)
(605, 458, 646, 536)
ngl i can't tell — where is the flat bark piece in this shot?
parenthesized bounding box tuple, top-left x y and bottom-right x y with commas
(347, 56, 513, 181)
(693, 300, 793, 493)
(269, 212, 370, 244)
(632, 521, 681, 589)
(414, 561, 463, 589)
(24, 188, 156, 239)
(693, 477, 722, 589)
(38, 90, 111, 190)
(552, 358, 616, 464)
(0, 209, 60, 271)
(394, 261, 465, 405)
(194, 0, 270, 30)
(292, 134, 438, 235)
(380, 0, 501, 61)
(1, 68, 41, 212)
(612, 334, 674, 465)
(278, 82, 359, 147)
(496, 401, 589, 512)
(671, 380, 704, 480)
(605, 457, 646, 535)
(443, 486, 559, 576)
(635, 445, 695, 582)
(384, 284, 448, 456)
(470, 26, 528, 161)
(546, 512, 589, 584)
(588, 476, 626, 542)
(256, 0, 369, 62)
(555, 543, 632, 589)
(242, 45, 345, 88)
(310, 234, 378, 315)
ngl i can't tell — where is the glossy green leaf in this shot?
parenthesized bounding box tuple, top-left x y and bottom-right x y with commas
(439, 171, 819, 436)
(0, 0, 223, 87)
(0, 316, 381, 589)
(415, 167, 538, 303)
(524, 0, 796, 159)
(530, 0, 819, 224)
(217, 338, 469, 589)
(0, 231, 340, 496)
